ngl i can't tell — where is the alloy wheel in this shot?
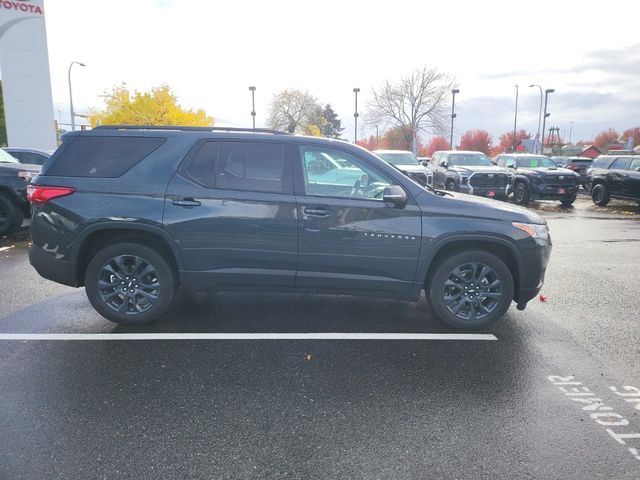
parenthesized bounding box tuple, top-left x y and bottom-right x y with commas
(97, 255, 160, 315)
(441, 262, 503, 323)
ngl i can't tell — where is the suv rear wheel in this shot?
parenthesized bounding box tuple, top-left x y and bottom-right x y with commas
(0, 193, 24, 236)
(428, 250, 514, 330)
(84, 242, 175, 325)
(591, 183, 610, 206)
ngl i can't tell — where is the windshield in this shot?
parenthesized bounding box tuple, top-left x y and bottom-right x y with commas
(376, 152, 417, 166)
(448, 153, 492, 167)
(0, 149, 19, 163)
(516, 156, 557, 168)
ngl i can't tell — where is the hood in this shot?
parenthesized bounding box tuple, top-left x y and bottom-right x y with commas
(396, 164, 430, 173)
(518, 166, 578, 176)
(449, 165, 508, 174)
(0, 161, 41, 173)
(418, 190, 546, 224)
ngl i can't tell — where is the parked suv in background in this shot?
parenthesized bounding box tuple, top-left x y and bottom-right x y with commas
(29, 126, 551, 330)
(373, 150, 432, 186)
(586, 154, 640, 206)
(551, 156, 593, 188)
(495, 154, 580, 206)
(3, 148, 51, 166)
(430, 150, 512, 199)
(0, 149, 40, 236)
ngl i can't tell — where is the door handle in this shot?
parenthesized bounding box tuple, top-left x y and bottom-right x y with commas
(172, 198, 201, 207)
(303, 207, 331, 218)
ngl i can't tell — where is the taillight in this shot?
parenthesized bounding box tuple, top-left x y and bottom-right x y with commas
(27, 185, 75, 204)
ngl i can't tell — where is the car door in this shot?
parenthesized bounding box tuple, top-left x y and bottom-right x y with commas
(607, 157, 630, 196)
(431, 153, 445, 188)
(163, 139, 298, 289)
(293, 144, 422, 294)
(624, 157, 640, 197)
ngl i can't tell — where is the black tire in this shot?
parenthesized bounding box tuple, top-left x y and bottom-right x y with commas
(591, 184, 610, 206)
(0, 194, 24, 236)
(428, 250, 514, 330)
(513, 181, 530, 205)
(560, 195, 576, 207)
(84, 242, 175, 325)
(445, 179, 457, 192)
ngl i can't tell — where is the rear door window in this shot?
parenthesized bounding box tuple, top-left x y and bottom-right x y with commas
(46, 136, 165, 177)
(216, 141, 286, 193)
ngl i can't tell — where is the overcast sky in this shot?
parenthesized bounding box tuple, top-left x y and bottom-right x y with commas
(44, 0, 639, 144)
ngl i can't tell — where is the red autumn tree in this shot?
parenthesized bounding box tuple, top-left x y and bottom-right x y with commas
(356, 135, 379, 151)
(423, 136, 450, 157)
(593, 128, 619, 150)
(379, 126, 415, 151)
(458, 129, 493, 155)
(494, 129, 531, 155)
(621, 127, 640, 148)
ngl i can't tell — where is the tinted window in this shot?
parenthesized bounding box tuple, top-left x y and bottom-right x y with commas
(630, 158, 640, 171)
(515, 156, 556, 168)
(375, 152, 417, 166)
(184, 141, 218, 187)
(592, 156, 615, 169)
(47, 136, 165, 177)
(610, 157, 631, 170)
(216, 142, 284, 193)
(10, 151, 48, 165)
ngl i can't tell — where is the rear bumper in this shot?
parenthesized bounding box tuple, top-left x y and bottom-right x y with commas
(29, 243, 78, 287)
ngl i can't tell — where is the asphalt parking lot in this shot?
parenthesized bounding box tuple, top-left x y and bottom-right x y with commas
(1, 196, 639, 479)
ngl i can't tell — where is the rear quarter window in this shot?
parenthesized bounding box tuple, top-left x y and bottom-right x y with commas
(46, 136, 166, 177)
(592, 157, 615, 169)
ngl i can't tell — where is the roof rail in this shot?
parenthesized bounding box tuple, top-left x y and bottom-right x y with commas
(92, 125, 290, 135)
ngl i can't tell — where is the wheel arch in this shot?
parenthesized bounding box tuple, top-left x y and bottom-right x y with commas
(73, 224, 184, 288)
(422, 235, 521, 302)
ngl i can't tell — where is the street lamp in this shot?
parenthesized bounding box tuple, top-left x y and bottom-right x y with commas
(512, 84, 519, 152)
(540, 88, 555, 155)
(529, 84, 543, 153)
(68, 61, 86, 131)
(249, 86, 256, 130)
(450, 88, 459, 149)
(353, 88, 360, 143)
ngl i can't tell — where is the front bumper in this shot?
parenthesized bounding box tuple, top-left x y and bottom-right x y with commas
(531, 183, 578, 199)
(459, 183, 510, 199)
(515, 238, 552, 307)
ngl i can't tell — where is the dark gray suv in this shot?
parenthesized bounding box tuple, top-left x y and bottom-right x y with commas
(28, 126, 552, 330)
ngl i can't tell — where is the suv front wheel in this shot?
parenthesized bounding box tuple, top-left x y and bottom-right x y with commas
(428, 250, 514, 330)
(85, 242, 175, 325)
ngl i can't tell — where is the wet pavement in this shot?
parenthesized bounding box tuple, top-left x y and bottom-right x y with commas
(0, 197, 639, 479)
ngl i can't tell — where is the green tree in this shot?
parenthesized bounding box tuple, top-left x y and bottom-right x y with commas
(319, 104, 343, 138)
(0, 80, 7, 147)
(89, 84, 214, 127)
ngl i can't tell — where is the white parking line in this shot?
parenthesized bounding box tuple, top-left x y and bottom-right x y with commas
(0, 333, 497, 341)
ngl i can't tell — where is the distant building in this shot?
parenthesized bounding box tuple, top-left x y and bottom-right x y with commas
(578, 145, 602, 159)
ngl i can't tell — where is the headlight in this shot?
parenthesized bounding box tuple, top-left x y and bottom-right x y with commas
(513, 222, 550, 241)
(458, 173, 470, 184)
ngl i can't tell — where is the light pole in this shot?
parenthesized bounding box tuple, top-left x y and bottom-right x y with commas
(540, 88, 555, 155)
(529, 84, 543, 153)
(512, 84, 519, 152)
(249, 86, 256, 130)
(569, 121, 574, 144)
(353, 88, 360, 143)
(68, 61, 86, 131)
(450, 88, 459, 149)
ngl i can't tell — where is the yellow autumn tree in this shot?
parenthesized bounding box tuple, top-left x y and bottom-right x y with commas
(89, 84, 214, 127)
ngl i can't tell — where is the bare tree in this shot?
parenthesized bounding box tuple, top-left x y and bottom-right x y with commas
(267, 89, 319, 133)
(367, 67, 456, 139)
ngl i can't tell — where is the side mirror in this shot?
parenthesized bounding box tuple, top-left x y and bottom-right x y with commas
(383, 185, 407, 208)
(507, 164, 516, 169)
(421, 160, 430, 167)
(439, 160, 447, 168)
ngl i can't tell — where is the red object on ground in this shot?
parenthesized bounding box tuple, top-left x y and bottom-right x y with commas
(539, 294, 548, 302)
